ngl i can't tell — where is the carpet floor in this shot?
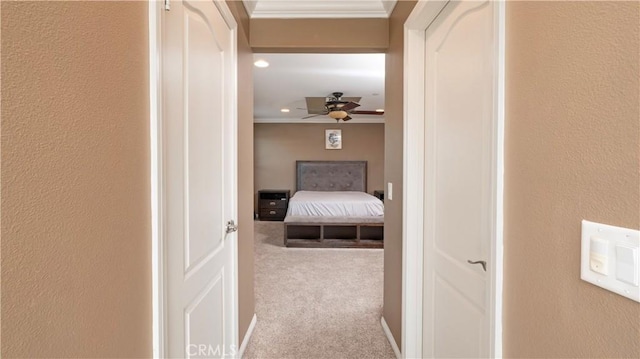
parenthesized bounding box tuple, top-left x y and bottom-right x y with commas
(243, 221, 395, 359)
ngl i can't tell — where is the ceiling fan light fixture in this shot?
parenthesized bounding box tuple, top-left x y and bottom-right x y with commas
(328, 110, 348, 119)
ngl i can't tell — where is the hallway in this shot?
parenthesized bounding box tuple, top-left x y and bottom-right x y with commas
(243, 222, 395, 359)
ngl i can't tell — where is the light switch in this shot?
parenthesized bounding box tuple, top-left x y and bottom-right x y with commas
(616, 245, 639, 286)
(387, 182, 393, 201)
(589, 237, 609, 275)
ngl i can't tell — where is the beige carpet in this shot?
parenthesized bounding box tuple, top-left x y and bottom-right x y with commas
(243, 221, 396, 359)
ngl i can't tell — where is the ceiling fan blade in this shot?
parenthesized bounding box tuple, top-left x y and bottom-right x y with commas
(337, 96, 361, 104)
(340, 101, 361, 112)
(307, 109, 328, 114)
(351, 110, 384, 115)
(305, 97, 328, 113)
(302, 113, 325, 119)
(342, 115, 352, 122)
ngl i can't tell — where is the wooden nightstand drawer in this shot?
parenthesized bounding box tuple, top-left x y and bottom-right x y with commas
(259, 198, 288, 209)
(260, 208, 287, 220)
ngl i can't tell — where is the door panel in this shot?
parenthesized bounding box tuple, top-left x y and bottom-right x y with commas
(163, 0, 237, 357)
(186, 274, 225, 356)
(184, 5, 224, 274)
(423, 1, 494, 357)
(434, 277, 484, 358)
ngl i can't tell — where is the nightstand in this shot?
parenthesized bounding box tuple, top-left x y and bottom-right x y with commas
(373, 190, 384, 201)
(258, 190, 290, 221)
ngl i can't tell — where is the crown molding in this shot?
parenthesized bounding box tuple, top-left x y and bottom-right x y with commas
(243, 1, 397, 19)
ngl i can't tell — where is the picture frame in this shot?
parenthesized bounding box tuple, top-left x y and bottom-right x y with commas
(325, 129, 342, 150)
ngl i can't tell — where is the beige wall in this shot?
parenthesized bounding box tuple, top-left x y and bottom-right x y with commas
(504, 1, 640, 357)
(250, 18, 388, 53)
(226, 0, 256, 345)
(254, 123, 384, 206)
(1, 2, 151, 357)
(383, 0, 416, 348)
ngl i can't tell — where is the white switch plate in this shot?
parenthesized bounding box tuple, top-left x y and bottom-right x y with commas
(387, 182, 393, 201)
(581, 220, 640, 302)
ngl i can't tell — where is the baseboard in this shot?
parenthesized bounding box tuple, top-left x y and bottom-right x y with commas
(381, 316, 401, 359)
(238, 314, 257, 358)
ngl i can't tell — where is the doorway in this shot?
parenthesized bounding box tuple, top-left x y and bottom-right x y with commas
(248, 52, 391, 357)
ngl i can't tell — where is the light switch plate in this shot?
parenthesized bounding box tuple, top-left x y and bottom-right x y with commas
(387, 182, 393, 201)
(581, 220, 640, 303)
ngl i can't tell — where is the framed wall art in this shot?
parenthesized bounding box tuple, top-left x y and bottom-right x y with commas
(325, 129, 342, 150)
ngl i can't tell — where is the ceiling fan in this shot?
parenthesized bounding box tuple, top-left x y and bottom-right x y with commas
(302, 92, 384, 122)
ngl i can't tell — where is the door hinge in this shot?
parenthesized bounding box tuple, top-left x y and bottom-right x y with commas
(164, 0, 171, 11)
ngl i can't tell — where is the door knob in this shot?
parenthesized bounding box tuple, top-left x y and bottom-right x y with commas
(225, 220, 238, 234)
(467, 259, 487, 272)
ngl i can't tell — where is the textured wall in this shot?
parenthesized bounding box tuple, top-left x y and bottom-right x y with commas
(250, 18, 388, 53)
(254, 123, 384, 207)
(226, 0, 256, 345)
(504, 1, 640, 357)
(1, 1, 151, 357)
(383, 0, 416, 349)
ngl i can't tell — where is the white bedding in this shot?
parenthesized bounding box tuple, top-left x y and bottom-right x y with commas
(287, 191, 384, 217)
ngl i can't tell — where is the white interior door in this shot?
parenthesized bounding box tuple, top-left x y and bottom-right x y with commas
(162, 0, 237, 357)
(422, 1, 499, 357)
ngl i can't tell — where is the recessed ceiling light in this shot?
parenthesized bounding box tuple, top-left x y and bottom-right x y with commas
(280, 108, 290, 113)
(375, 109, 385, 112)
(254, 59, 269, 68)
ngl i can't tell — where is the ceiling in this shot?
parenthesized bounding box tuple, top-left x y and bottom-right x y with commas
(246, 1, 392, 124)
(253, 53, 385, 124)
(243, 0, 397, 19)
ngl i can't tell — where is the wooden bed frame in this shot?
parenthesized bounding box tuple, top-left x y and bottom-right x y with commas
(284, 161, 384, 249)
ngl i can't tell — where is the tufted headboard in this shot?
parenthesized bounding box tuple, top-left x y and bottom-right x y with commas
(296, 161, 367, 192)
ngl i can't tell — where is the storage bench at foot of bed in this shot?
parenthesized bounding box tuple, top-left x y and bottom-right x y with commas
(284, 216, 384, 249)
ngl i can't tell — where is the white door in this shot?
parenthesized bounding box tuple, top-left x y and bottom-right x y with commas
(422, 1, 499, 357)
(162, 0, 237, 357)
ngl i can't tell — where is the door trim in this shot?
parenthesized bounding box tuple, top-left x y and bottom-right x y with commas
(150, 1, 239, 357)
(402, 1, 505, 358)
(149, 1, 164, 356)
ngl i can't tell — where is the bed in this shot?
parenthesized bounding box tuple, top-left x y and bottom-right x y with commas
(284, 161, 384, 248)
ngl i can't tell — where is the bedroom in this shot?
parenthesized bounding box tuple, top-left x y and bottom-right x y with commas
(247, 52, 391, 356)
(253, 53, 386, 247)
